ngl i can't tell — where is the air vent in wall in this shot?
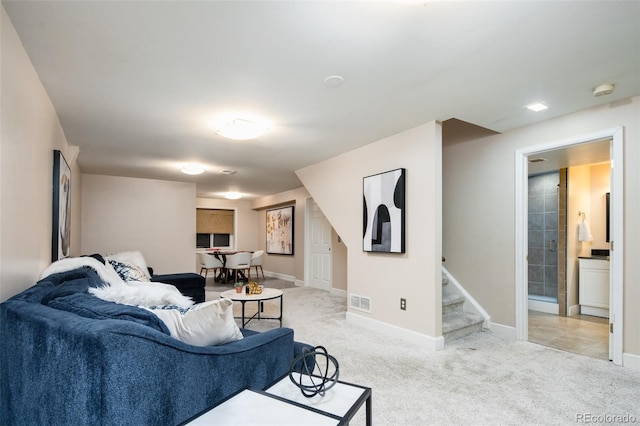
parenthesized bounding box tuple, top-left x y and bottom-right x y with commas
(349, 294, 372, 313)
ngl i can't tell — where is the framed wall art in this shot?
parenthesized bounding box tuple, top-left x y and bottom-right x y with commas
(52, 150, 71, 262)
(363, 168, 405, 253)
(266, 206, 294, 255)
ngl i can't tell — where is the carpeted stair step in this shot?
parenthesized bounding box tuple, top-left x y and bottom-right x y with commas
(442, 288, 466, 315)
(442, 311, 484, 342)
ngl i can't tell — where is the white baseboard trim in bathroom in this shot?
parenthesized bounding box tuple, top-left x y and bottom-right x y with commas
(346, 311, 445, 351)
(489, 322, 517, 340)
(528, 299, 559, 315)
(623, 352, 640, 372)
(567, 304, 580, 316)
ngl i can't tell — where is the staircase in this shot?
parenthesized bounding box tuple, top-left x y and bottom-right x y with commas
(442, 272, 484, 342)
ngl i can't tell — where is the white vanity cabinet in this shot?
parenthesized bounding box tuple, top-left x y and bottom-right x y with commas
(579, 258, 609, 318)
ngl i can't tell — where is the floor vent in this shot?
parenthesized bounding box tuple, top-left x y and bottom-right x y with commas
(350, 294, 372, 313)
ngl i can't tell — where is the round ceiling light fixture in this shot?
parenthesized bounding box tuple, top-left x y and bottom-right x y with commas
(593, 83, 615, 97)
(180, 163, 205, 175)
(324, 75, 345, 87)
(215, 118, 271, 140)
(223, 192, 242, 200)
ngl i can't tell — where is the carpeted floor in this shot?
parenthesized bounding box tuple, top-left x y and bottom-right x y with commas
(209, 284, 640, 425)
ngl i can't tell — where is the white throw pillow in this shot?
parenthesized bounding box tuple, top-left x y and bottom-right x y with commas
(106, 251, 151, 280)
(146, 298, 243, 346)
(89, 281, 194, 308)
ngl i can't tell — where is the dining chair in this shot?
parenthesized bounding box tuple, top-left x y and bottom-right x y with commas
(250, 250, 265, 280)
(225, 252, 252, 283)
(198, 252, 223, 279)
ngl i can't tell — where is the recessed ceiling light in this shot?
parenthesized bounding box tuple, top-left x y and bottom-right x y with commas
(180, 163, 205, 175)
(524, 102, 549, 112)
(223, 192, 242, 200)
(215, 118, 270, 140)
(219, 170, 237, 175)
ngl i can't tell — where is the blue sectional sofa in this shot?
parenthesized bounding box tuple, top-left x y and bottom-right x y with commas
(0, 267, 308, 425)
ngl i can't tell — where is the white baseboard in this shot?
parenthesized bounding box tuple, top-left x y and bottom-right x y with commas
(567, 304, 580, 316)
(528, 299, 559, 315)
(330, 288, 347, 298)
(263, 271, 296, 282)
(346, 311, 445, 351)
(489, 322, 517, 340)
(623, 352, 640, 372)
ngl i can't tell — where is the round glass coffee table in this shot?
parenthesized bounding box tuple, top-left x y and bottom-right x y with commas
(220, 288, 283, 328)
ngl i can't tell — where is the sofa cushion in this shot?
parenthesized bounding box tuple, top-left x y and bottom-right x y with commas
(146, 298, 243, 346)
(46, 292, 170, 335)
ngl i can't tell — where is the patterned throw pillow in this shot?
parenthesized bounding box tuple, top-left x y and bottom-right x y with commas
(145, 298, 243, 346)
(108, 260, 150, 282)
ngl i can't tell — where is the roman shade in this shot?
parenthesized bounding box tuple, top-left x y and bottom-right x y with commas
(196, 209, 234, 234)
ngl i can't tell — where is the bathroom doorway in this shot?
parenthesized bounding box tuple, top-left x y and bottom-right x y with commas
(515, 127, 624, 365)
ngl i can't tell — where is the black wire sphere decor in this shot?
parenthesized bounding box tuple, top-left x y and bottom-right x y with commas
(288, 345, 340, 398)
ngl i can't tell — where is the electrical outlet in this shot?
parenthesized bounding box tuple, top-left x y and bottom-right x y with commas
(400, 298, 406, 310)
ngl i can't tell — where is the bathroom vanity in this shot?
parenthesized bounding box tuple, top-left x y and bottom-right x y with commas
(578, 257, 610, 318)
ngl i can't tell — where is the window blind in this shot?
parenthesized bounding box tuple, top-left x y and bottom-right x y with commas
(196, 209, 234, 234)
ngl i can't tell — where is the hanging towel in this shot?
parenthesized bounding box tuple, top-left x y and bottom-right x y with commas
(578, 220, 593, 242)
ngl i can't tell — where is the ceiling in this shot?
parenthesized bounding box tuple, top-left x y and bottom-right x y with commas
(4, 1, 639, 199)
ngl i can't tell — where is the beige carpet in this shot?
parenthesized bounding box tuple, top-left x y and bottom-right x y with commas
(209, 285, 640, 425)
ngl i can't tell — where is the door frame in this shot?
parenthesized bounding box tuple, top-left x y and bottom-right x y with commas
(514, 126, 624, 365)
(304, 196, 333, 290)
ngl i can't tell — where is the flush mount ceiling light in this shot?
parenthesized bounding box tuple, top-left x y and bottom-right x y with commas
(593, 83, 615, 97)
(223, 192, 242, 200)
(324, 75, 345, 87)
(524, 102, 549, 112)
(215, 118, 270, 140)
(180, 163, 205, 175)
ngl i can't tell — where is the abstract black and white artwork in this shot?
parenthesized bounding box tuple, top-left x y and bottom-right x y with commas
(52, 150, 71, 262)
(363, 168, 405, 253)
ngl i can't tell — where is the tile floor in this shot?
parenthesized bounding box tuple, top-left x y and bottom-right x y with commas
(528, 310, 609, 360)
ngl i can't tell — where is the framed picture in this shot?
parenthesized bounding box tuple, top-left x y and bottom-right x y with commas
(266, 206, 294, 255)
(52, 150, 71, 262)
(363, 168, 405, 253)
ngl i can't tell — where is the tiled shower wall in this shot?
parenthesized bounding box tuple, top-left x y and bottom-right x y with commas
(528, 172, 559, 301)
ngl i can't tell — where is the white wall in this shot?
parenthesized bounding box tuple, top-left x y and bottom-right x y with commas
(81, 174, 195, 274)
(0, 7, 79, 301)
(296, 121, 442, 341)
(443, 97, 640, 357)
(567, 165, 591, 312)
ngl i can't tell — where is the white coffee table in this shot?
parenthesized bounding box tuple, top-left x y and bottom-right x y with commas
(220, 288, 283, 328)
(183, 373, 372, 425)
(184, 388, 340, 426)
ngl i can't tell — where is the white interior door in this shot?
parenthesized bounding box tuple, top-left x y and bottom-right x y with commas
(310, 201, 332, 290)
